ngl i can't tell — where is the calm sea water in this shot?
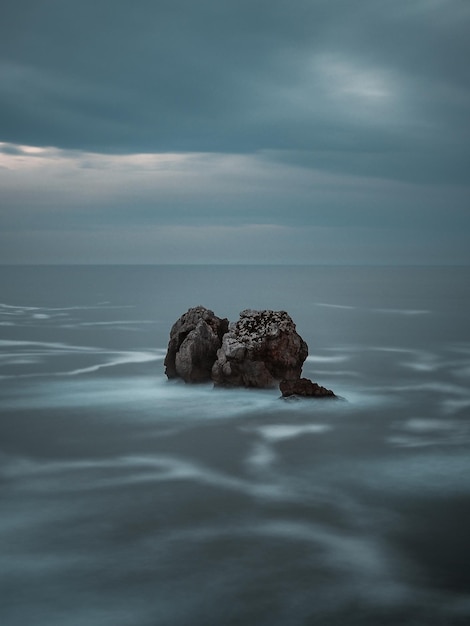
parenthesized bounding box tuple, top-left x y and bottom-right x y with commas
(1, 265, 470, 626)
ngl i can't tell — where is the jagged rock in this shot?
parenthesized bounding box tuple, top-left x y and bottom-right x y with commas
(164, 306, 229, 383)
(164, 307, 338, 396)
(280, 378, 336, 398)
(211, 309, 308, 388)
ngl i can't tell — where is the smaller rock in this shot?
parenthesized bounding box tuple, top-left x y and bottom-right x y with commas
(279, 378, 336, 398)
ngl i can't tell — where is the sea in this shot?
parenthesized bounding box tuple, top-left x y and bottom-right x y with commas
(1, 264, 469, 626)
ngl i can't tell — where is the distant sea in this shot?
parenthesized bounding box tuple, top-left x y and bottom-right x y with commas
(1, 265, 470, 626)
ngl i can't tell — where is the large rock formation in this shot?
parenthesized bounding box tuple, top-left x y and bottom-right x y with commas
(211, 309, 308, 388)
(280, 378, 335, 398)
(164, 306, 229, 383)
(164, 307, 336, 397)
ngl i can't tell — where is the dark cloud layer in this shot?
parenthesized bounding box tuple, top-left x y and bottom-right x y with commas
(1, 1, 469, 264)
(2, 0, 469, 183)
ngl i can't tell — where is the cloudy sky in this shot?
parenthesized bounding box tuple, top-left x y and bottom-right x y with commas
(1, 0, 469, 264)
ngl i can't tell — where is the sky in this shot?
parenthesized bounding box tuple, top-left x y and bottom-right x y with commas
(1, 0, 469, 265)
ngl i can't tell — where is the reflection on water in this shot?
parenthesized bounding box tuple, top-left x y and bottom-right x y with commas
(1, 266, 470, 625)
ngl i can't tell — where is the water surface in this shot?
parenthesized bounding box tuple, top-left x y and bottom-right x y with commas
(1, 265, 469, 625)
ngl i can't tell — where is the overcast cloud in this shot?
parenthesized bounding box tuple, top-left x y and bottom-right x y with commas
(1, 0, 469, 264)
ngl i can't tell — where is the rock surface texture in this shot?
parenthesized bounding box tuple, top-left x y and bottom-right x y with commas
(211, 309, 308, 388)
(280, 378, 336, 398)
(164, 306, 335, 397)
(164, 306, 229, 383)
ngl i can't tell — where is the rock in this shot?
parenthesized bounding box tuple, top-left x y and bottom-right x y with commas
(164, 306, 229, 383)
(164, 307, 337, 397)
(279, 378, 336, 398)
(211, 309, 308, 388)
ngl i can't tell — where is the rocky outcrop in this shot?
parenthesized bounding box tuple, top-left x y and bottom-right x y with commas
(164, 306, 229, 383)
(164, 307, 336, 397)
(211, 309, 308, 388)
(280, 377, 336, 398)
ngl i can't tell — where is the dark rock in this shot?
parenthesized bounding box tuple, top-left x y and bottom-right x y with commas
(164, 306, 229, 383)
(164, 307, 337, 397)
(280, 378, 336, 398)
(211, 309, 308, 388)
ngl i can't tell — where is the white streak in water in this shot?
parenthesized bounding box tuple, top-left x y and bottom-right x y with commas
(0, 454, 284, 501)
(0, 302, 135, 312)
(244, 423, 332, 471)
(0, 339, 165, 379)
(63, 351, 162, 376)
(441, 398, 470, 416)
(383, 380, 468, 396)
(316, 302, 355, 310)
(252, 423, 332, 442)
(404, 418, 457, 432)
(373, 308, 430, 315)
(313, 369, 361, 378)
(146, 518, 407, 605)
(246, 442, 278, 469)
(81, 320, 156, 326)
(0, 339, 98, 351)
(388, 417, 470, 448)
(306, 355, 350, 364)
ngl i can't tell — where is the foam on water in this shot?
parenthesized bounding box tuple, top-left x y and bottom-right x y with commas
(0, 339, 165, 379)
(243, 423, 333, 470)
(305, 354, 350, 364)
(0, 373, 289, 421)
(250, 423, 332, 442)
(0, 339, 99, 350)
(66, 319, 158, 329)
(315, 302, 356, 310)
(0, 452, 288, 501)
(63, 350, 162, 376)
(373, 308, 431, 316)
(314, 302, 431, 316)
(0, 302, 134, 312)
(388, 417, 470, 448)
